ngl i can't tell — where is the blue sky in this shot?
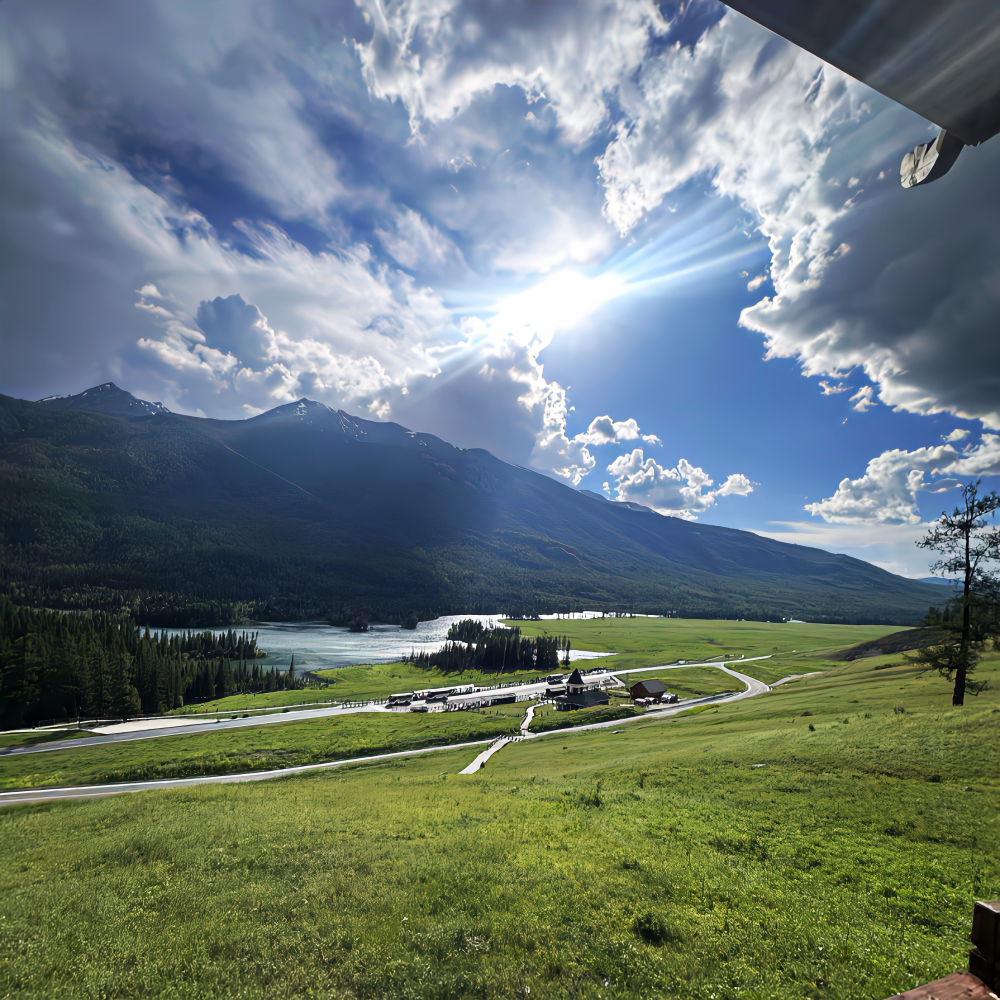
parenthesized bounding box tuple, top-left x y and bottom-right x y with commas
(2, 0, 998, 578)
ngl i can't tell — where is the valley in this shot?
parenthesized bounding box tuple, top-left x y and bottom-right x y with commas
(0, 618, 995, 999)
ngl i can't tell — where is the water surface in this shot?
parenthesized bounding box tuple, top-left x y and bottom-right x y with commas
(168, 615, 613, 669)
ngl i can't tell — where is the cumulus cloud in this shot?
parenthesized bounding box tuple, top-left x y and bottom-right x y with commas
(355, 0, 668, 142)
(806, 435, 1000, 525)
(575, 415, 660, 446)
(530, 408, 661, 486)
(606, 448, 752, 519)
(352, 0, 1000, 445)
(587, 8, 1000, 430)
(5, 0, 998, 517)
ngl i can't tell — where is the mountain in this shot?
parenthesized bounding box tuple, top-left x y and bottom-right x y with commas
(38, 382, 169, 418)
(0, 388, 946, 626)
(916, 577, 960, 587)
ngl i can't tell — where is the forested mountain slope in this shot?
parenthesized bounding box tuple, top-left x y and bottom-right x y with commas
(0, 387, 943, 625)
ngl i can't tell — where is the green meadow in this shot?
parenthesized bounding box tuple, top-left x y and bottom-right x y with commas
(0, 618, 996, 999)
(0, 711, 520, 791)
(511, 617, 909, 685)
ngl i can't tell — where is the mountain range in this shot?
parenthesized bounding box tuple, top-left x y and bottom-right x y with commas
(0, 384, 945, 626)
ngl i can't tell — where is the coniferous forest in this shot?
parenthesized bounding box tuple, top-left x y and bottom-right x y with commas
(407, 620, 570, 675)
(0, 597, 301, 728)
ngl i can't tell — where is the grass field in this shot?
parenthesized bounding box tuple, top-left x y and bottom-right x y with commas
(647, 666, 743, 697)
(0, 712, 519, 791)
(312, 660, 557, 698)
(511, 617, 910, 685)
(0, 631, 996, 999)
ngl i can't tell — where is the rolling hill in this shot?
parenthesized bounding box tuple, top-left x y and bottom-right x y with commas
(0, 385, 944, 626)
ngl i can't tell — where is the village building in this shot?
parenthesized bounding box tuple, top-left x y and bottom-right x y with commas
(553, 668, 610, 711)
(629, 678, 679, 705)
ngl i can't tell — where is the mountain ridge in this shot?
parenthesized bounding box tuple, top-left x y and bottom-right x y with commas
(1, 386, 945, 626)
(38, 382, 169, 417)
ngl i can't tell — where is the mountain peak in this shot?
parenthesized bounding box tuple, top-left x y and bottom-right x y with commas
(38, 383, 169, 418)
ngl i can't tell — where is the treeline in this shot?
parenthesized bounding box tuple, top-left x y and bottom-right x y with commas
(0, 597, 300, 728)
(408, 622, 570, 675)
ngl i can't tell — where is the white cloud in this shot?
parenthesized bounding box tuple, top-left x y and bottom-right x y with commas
(7, 0, 997, 518)
(942, 428, 970, 442)
(530, 383, 597, 485)
(606, 448, 752, 519)
(596, 15, 863, 238)
(583, 8, 1000, 431)
(849, 385, 877, 412)
(819, 380, 851, 395)
(530, 409, 662, 486)
(374, 207, 465, 272)
(806, 435, 1000, 525)
(575, 414, 659, 446)
(717, 472, 754, 497)
(4, 2, 355, 225)
(355, 0, 668, 142)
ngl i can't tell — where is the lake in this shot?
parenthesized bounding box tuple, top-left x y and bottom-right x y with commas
(167, 615, 614, 669)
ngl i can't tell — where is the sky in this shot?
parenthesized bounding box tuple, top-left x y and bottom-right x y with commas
(2, 0, 999, 579)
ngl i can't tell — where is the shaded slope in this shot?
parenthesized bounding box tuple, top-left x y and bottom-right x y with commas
(0, 392, 944, 625)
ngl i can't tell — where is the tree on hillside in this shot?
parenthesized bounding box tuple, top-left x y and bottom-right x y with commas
(914, 481, 1000, 705)
(106, 648, 141, 721)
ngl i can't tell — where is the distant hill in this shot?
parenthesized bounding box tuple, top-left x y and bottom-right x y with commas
(0, 388, 947, 626)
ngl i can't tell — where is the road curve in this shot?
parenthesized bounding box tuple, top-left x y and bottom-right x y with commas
(0, 661, 776, 807)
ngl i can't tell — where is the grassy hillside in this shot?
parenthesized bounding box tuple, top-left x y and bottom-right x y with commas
(510, 616, 914, 685)
(0, 712, 519, 791)
(1, 648, 996, 999)
(1, 392, 945, 625)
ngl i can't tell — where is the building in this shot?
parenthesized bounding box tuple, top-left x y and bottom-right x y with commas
(630, 678, 667, 701)
(629, 678, 678, 705)
(554, 668, 610, 711)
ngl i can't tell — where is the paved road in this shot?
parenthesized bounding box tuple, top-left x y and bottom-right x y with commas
(520, 703, 539, 731)
(0, 661, 775, 807)
(0, 739, 496, 807)
(1, 703, 393, 757)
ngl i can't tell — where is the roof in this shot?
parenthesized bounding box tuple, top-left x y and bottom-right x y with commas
(722, 1, 1000, 146)
(631, 678, 667, 695)
(566, 668, 584, 686)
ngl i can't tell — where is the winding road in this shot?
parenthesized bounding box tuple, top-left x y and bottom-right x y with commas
(0, 659, 776, 807)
